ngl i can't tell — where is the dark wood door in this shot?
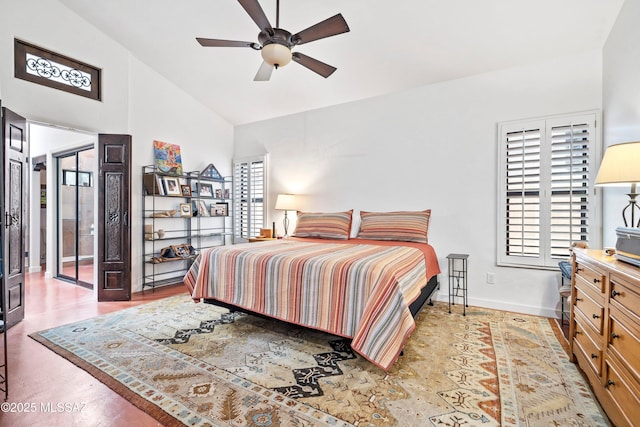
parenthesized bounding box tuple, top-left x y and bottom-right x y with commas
(2, 107, 27, 328)
(97, 134, 132, 301)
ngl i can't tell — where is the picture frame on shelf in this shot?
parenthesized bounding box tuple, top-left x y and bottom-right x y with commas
(198, 183, 214, 198)
(211, 202, 228, 216)
(179, 203, 192, 217)
(200, 163, 222, 180)
(215, 188, 222, 199)
(180, 185, 192, 197)
(143, 173, 165, 195)
(197, 200, 210, 216)
(163, 177, 181, 196)
(224, 188, 230, 199)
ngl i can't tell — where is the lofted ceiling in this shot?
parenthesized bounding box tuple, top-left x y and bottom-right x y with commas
(58, 0, 624, 125)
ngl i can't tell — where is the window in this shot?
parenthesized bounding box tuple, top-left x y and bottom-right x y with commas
(233, 156, 267, 240)
(497, 112, 600, 268)
(14, 39, 101, 100)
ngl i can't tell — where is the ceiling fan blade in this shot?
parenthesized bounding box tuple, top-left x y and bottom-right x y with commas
(197, 38, 257, 48)
(238, 0, 273, 33)
(291, 14, 350, 45)
(254, 61, 274, 81)
(292, 52, 337, 78)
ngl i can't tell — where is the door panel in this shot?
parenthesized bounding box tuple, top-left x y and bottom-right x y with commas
(97, 134, 131, 301)
(57, 148, 95, 288)
(2, 107, 27, 328)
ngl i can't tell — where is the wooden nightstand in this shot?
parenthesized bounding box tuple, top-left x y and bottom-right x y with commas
(247, 237, 277, 243)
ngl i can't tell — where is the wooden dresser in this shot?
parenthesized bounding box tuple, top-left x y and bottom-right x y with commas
(570, 249, 640, 427)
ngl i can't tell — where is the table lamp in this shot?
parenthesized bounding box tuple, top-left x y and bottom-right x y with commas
(595, 141, 640, 227)
(275, 194, 298, 237)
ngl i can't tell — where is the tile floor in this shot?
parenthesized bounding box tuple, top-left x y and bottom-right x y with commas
(1, 272, 187, 427)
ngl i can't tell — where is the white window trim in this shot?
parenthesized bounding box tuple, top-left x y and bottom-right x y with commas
(497, 110, 602, 269)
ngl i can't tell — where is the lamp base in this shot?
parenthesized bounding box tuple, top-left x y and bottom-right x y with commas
(283, 211, 290, 237)
(623, 189, 640, 228)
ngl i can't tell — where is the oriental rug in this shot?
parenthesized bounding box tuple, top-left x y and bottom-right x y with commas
(30, 295, 609, 426)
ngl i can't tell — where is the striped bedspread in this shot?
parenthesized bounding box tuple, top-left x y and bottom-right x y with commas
(183, 238, 439, 370)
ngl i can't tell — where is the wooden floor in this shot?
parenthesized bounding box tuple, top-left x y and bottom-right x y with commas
(2, 272, 188, 427)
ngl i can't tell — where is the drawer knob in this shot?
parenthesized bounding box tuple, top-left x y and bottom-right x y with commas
(606, 379, 615, 388)
(593, 278, 600, 284)
(574, 330, 581, 337)
(591, 353, 598, 359)
(592, 313, 600, 319)
(611, 333, 620, 340)
(576, 267, 584, 272)
(611, 290, 621, 298)
(575, 297, 583, 303)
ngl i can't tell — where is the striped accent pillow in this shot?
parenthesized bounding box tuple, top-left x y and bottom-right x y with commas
(357, 210, 431, 243)
(293, 210, 353, 240)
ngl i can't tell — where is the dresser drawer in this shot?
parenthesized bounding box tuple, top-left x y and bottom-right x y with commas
(575, 262, 606, 294)
(573, 319, 603, 376)
(610, 272, 640, 324)
(609, 307, 640, 383)
(604, 358, 640, 427)
(574, 286, 604, 334)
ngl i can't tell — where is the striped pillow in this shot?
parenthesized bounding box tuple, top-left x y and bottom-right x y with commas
(293, 210, 353, 240)
(357, 210, 431, 243)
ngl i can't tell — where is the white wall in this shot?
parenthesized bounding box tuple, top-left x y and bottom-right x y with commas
(0, 0, 234, 293)
(235, 50, 604, 317)
(602, 0, 640, 246)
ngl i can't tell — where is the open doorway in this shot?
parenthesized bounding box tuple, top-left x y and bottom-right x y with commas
(28, 122, 97, 288)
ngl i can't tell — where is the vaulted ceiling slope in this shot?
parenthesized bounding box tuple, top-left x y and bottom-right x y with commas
(59, 0, 624, 125)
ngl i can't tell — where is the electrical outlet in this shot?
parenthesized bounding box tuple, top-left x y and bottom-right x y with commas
(487, 273, 495, 284)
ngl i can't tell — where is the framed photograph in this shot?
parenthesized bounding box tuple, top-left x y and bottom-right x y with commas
(199, 183, 214, 198)
(224, 188, 230, 199)
(181, 184, 192, 197)
(197, 200, 210, 216)
(215, 188, 222, 199)
(211, 202, 228, 216)
(163, 177, 181, 196)
(179, 203, 192, 217)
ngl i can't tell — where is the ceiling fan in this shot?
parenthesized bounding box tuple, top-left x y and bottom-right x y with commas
(196, 0, 350, 81)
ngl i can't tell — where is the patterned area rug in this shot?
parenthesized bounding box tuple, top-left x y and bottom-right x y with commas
(30, 295, 609, 426)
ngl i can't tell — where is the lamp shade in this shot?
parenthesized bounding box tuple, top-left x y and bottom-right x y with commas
(595, 141, 640, 186)
(261, 43, 292, 68)
(275, 194, 297, 211)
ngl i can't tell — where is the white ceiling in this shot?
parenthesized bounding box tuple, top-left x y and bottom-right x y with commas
(58, 0, 624, 126)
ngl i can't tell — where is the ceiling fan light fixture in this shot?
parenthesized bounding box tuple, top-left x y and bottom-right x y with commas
(261, 43, 292, 68)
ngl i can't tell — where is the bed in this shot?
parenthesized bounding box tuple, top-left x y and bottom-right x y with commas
(183, 209, 441, 370)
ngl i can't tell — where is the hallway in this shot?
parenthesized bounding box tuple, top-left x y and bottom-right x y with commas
(1, 272, 187, 426)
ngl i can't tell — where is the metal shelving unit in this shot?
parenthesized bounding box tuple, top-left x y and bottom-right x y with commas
(142, 165, 232, 291)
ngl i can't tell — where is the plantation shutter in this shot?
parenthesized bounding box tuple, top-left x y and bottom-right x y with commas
(498, 112, 598, 269)
(548, 118, 592, 259)
(233, 156, 266, 240)
(504, 125, 542, 260)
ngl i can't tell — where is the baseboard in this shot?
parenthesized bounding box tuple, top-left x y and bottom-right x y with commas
(432, 294, 559, 319)
(29, 265, 42, 273)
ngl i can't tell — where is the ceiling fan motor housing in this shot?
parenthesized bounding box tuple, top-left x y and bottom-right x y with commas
(259, 28, 295, 68)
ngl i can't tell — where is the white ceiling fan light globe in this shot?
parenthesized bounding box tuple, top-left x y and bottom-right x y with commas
(261, 43, 292, 68)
